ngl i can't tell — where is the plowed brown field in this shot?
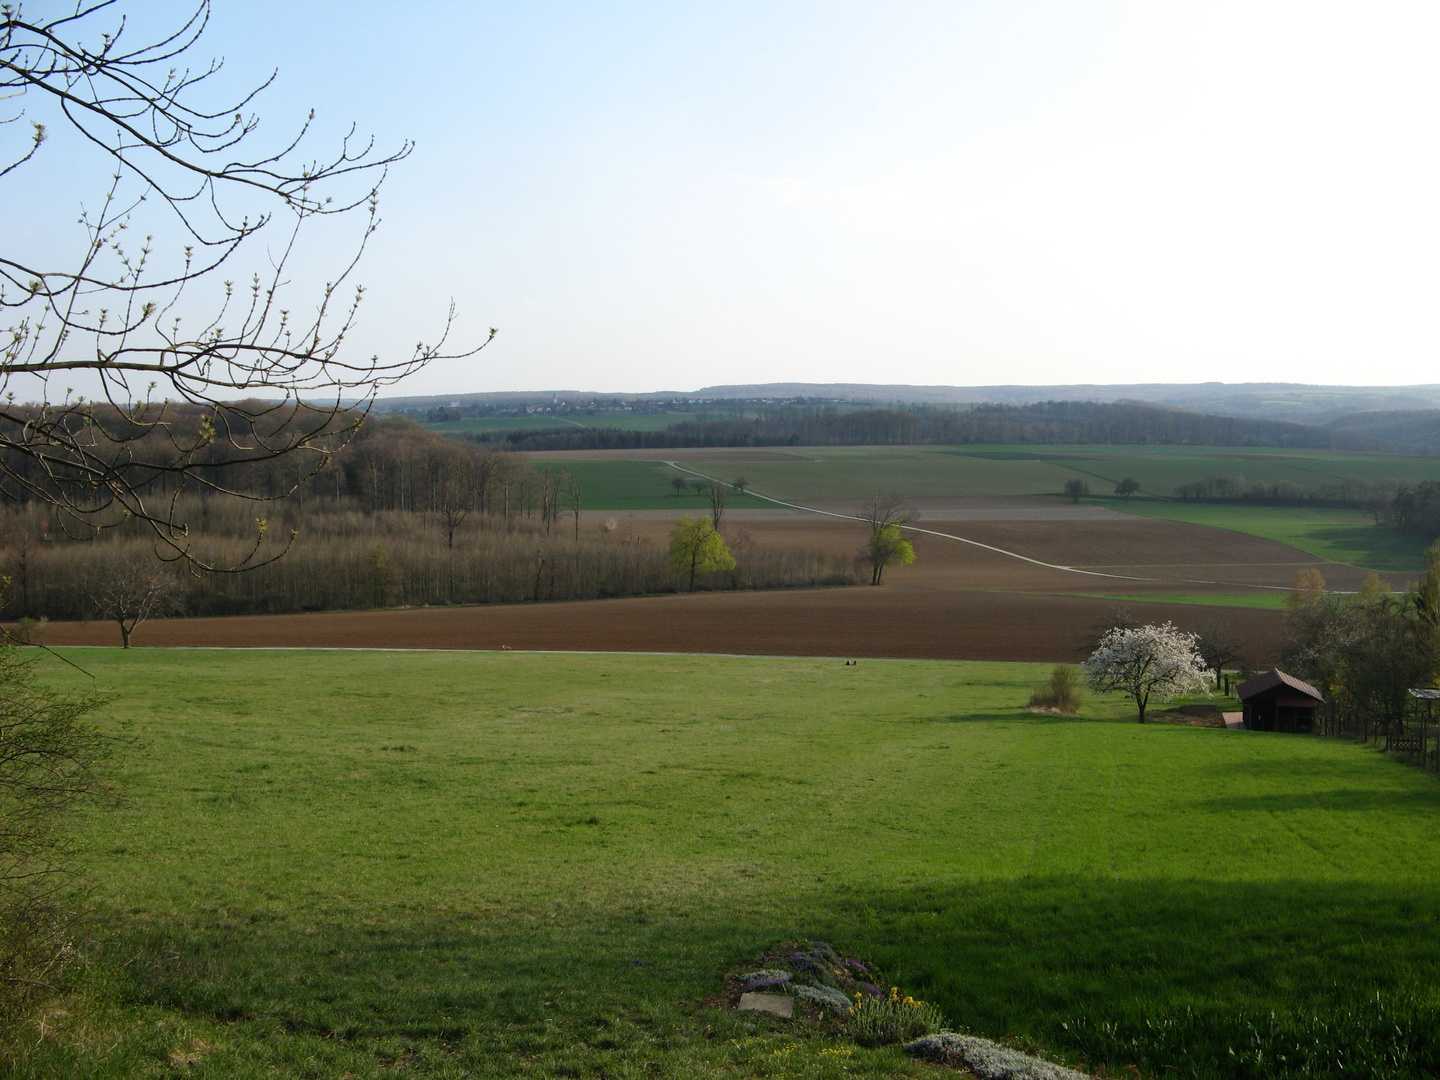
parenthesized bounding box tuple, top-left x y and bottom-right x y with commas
(44, 586, 1282, 663)
(39, 504, 1356, 663)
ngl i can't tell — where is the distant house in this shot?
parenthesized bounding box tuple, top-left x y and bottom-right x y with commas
(1237, 670, 1325, 733)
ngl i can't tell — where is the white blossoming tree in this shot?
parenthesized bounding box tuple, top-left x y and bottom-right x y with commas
(1082, 622, 1209, 723)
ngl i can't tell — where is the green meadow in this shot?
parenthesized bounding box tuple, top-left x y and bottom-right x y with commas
(14, 649, 1440, 1079)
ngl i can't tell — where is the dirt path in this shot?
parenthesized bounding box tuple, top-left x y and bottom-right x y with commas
(668, 462, 1305, 593)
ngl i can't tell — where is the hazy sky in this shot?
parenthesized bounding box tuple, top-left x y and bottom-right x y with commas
(17, 2, 1440, 395)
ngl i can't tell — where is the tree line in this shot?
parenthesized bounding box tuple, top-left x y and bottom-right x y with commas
(1278, 554, 1440, 742)
(1173, 475, 1440, 542)
(455, 401, 1393, 453)
(0, 418, 857, 629)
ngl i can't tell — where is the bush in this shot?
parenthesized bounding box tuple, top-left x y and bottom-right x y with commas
(847, 988, 946, 1047)
(1028, 665, 1081, 714)
(0, 647, 117, 1018)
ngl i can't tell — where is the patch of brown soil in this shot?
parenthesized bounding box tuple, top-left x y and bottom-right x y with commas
(949, 518, 1318, 567)
(44, 586, 1284, 665)
(1149, 704, 1229, 727)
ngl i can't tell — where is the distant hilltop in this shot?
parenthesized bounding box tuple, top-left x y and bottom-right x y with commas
(377, 381, 1440, 427)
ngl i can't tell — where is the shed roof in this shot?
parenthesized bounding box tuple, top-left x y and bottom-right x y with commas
(1236, 669, 1325, 704)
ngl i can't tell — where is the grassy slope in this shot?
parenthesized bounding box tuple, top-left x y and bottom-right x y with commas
(15, 650, 1440, 1079)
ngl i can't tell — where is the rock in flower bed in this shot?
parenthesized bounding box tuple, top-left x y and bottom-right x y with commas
(726, 940, 944, 1045)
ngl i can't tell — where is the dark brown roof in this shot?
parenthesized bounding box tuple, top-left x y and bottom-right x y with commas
(1236, 669, 1325, 704)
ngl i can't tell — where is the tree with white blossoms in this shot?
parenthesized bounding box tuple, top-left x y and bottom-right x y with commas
(1083, 621, 1209, 723)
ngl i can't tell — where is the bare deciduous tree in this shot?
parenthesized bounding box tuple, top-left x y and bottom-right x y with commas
(859, 493, 917, 534)
(699, 480, 728, 531)
(1194, 623, 1245, 692)
(0, 2, 490, 567)
(87, 556, 183, 647)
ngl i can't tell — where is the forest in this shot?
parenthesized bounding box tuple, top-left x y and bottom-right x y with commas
(455, 400, 1393, 452)
(0, 414, 854, 626)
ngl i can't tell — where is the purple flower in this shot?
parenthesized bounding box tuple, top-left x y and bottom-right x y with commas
(847, 959, 870, 973)
(859, 982, 882, 998)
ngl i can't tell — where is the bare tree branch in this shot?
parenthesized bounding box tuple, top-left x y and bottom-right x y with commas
(0, 2, 493, 568)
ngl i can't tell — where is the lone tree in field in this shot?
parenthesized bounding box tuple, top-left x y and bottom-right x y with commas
(864, 524, 915, 586)
(671, 475, 689, 497)
(732, 477, 749, 496)
(88, 558, 184, 648)
(1114, 477, 1141, 499)
(1083, 622, 1209, 723)
(668, 516, 736, 590)
(698, 480, 729, 530)
(859, 493, 918, 586)
(0, 1, 489, 570)
(1063, 479, 1091, 503)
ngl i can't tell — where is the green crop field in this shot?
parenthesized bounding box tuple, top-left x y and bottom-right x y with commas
(1105, 499, 1434, 573)
(531, 459, 775, 512)
(945, 445, 1440, 494)
(14, 649, 1440, 1079)
(669, 446, 1440, 505)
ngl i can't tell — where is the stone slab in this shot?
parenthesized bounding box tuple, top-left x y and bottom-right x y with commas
(737, 992, 794, 1018)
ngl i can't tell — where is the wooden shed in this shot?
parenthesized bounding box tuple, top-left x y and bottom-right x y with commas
(1236, 670, 1325, 733)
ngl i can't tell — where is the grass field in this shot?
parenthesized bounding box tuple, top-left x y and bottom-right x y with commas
(533, 459, 776, 511)
(665, 446, 1440, 505)
(1102, 499, 1433, 572)
(13, 649, 1440, 1079)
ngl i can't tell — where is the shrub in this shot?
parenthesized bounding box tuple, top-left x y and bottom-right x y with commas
(848, 987, 946, 1047)
(1028, 664, 1081, 714)
(0, 647, 118, 1018)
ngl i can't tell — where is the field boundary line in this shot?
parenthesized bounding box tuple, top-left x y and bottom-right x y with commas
(43, 645, 1028, 662)
(665, 462, 1297, 593)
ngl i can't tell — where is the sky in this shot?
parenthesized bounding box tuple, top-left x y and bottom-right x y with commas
(12, 1, 1440, 396)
